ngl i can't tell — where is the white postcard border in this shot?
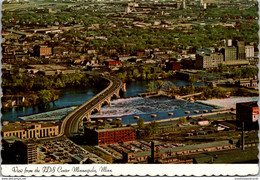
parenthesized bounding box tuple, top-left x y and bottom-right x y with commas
(1, 164, 259, 176)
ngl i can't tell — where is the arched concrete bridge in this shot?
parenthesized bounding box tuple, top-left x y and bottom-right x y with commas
(59, 76, 126, 137)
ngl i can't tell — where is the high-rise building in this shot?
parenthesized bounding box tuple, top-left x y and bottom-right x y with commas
(26, 141, 38, 164)
(2, 139, 38, 164)
(221, 46, 237, 61)
(234, 41, 246, 60)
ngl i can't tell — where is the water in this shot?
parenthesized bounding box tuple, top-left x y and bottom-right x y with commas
(1, 87, 102, 122)
(1, 78, 204, 122)
(91, 96, 213, 124)
(124, 79, 202, 97)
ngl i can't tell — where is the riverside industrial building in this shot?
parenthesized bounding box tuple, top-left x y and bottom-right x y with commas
(1, 121, 59, 139)
(84, 126, 136, 145)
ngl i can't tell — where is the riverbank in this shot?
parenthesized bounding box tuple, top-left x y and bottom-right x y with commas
(2, 90, 60, 109)
(128, 108, 233, 126)
(196, 96, 259, 108)
(2, 72, 104, 109)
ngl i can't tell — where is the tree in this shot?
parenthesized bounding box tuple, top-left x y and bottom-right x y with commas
(188, 77, 196, 90)
(218, 63, 228, 73)
(146, 80, 165, 92)
(111, 119, 122, 127)
(179, 117, 186, 124)
(137, 119, 145, 129)
(38, 90, 58, 104)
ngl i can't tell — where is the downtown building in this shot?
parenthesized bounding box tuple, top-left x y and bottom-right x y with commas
(194, 50, 223, 69)
(2, 137, 38, 164)
(221, 40, 250, 66)
(194, 40, 254, 69)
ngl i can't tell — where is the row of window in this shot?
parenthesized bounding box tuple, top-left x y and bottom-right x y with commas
(99, 130, 134, 137)
(5, 128, 57, 139)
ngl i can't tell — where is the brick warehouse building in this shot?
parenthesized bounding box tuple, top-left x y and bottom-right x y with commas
(84, 127, 136, 145)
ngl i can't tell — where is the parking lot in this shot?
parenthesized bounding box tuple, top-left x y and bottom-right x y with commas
(38, 138, 108, 164)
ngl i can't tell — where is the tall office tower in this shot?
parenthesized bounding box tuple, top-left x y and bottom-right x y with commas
(222, 46, 237, 61)
(234, 41, 246, 60)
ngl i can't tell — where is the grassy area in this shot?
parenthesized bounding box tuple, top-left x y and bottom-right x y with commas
(219, 86, 259, 96)
(193, 114, 236, 121)
(188, 148, 259, 164)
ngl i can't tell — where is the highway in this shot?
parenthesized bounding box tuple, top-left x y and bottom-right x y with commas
(60, 75, 123, 137)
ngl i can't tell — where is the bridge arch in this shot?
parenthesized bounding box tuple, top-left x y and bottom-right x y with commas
(91, 108, 100, 115)
(102, 99, 110, 106)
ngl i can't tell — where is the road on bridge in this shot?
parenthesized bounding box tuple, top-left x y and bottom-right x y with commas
(60, 75, 123, 137)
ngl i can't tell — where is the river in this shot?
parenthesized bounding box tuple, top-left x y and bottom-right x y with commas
(1, 78, 209, 123)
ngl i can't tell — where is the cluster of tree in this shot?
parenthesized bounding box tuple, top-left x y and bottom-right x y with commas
(52, 21, 258, 56)
(2, 11, 106, 27)
(115, 65, 172, 82)
(2, 72, 104, 106)
(38, 89, 59, 104)
(146, 80, 175, 92)
(111, 119, 122, 127)
(203, 6, 258, 19)
(2, 73, 101, 94)
(178, 117, 186, 124)
(202, 87, 227, 99)
(232, 88, 259, 97)
(4, 11, 258, 56)
(146, 80, 165, 92)
(3, 90, 59, 109)
(230, 67, 258, 79)
(168, 85, 200, 96)
(137, 119, 159, 137)
(168, 85, 228, 99)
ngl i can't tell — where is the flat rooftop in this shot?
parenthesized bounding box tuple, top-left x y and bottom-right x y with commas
(237, 101, 258, 108)
(89, 126, 135, 133)
(125, 140, 232, 157)
(2, 122, 58, 132)
(27, 64, 68, 71)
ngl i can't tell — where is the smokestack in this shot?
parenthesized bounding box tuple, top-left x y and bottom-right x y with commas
(151, 141, 155, 163)
(241, 121, 245, 150)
